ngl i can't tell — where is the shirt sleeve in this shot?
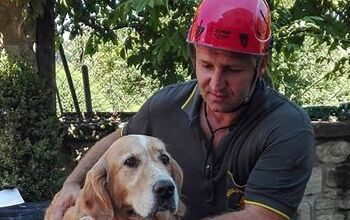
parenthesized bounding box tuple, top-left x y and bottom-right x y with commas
(244, 128, 314, 219)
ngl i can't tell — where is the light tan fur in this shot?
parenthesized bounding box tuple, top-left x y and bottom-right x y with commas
(45, 135, 185, 220)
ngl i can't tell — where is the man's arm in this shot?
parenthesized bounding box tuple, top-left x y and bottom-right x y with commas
(45, 129, 122, 220)
(206, 204, 286, 220)
(64, 129, 121, 186)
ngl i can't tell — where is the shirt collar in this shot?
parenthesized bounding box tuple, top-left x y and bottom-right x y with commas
(181, 82, 201, 122)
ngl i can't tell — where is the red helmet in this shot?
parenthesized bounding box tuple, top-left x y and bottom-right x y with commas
(187, 0, 271, 55)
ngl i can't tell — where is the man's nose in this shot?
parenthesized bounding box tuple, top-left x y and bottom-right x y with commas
(210, 69, 225, 91)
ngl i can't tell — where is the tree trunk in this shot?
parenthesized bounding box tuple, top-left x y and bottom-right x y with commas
(0, 1, 56, 115)
(36, 0, 56, 115)
(0, 0, 37, 68)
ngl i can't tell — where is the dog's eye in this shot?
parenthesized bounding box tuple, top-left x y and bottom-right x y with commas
(160, 154, 170, 165)
(124, 156, 139, 168)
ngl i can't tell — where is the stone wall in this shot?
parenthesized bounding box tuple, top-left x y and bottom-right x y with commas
(297, 122, 350, 220)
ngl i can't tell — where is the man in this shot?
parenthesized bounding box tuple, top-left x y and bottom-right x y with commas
(47, 0, 314, 219)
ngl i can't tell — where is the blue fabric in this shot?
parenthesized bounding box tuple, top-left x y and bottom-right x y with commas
(0, 202, 48, 220)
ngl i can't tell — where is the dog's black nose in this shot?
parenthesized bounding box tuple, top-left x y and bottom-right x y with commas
(153, 180, 175, 199)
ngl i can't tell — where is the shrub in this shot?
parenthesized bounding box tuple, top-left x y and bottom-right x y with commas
(0, 51, 64, 201)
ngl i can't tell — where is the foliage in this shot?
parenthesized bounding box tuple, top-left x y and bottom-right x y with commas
(270, 37, 350, 106)
(0, 51, 64, 201)
(53, 0, 350, 103)
(268, 0, 350, 105)
(55, 0, 197, 86)
(84, 40, 161, 112)
(303, 102, 350, 121)
(19, 0, 350, 107)
(56, 36, 163, 112)
(270, 0, 350, 54)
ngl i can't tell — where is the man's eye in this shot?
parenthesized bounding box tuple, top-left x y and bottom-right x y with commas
(225, 69, 243, 75)
(200, 62, 213, 69)
(203, 64, 213, 69)
(160, 154, 170, 165)
(227, 68, 243, 73)
(124, 156, 139, 168)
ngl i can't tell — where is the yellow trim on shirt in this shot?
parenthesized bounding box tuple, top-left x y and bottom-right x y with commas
(244, 200, 290, 219)
(181, 84, 198, 110)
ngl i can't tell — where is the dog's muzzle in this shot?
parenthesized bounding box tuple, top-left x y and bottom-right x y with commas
(153, 179, 177, 213)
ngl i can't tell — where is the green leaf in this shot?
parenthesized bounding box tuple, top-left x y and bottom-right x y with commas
(148, 0, 155, 8)
(127, 54, 142, 66)
(120, 48, 126, 59)
(302, 16, 324, 23)
(85, 36, 98, 55)
(133, 0, 148, 12)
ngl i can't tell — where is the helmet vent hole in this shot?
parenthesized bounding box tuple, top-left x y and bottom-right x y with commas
(239, 34, 248, 48)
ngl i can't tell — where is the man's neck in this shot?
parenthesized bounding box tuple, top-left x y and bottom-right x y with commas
(205, 104, 243, 128)
(199, 102, 243, 148)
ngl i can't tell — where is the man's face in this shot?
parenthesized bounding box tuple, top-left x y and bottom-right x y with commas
(195, 44, 259, 113)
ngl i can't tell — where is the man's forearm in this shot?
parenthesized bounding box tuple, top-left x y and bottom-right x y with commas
(207, 209, 251, 220)
(64, 129, 121, 186)
(206, 204, 286, 220)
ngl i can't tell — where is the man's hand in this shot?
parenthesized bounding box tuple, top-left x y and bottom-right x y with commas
(45, 183, 81, 220)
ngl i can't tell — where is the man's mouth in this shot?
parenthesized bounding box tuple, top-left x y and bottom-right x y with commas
(208, 90, 228, 98)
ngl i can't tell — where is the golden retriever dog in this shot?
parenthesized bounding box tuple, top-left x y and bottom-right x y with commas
(45, 135, 185, 220)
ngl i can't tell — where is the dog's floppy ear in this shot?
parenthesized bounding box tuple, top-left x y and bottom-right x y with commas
(81, 156, 114, 218)
(170, 158, 186, 218)
(177, 201, 186, 219)
(170, 158, 183, 189)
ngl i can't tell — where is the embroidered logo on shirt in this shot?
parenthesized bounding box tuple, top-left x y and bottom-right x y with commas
(226, 171, 247, 211)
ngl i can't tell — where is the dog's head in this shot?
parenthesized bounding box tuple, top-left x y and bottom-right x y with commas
(81, 135, 184, 220)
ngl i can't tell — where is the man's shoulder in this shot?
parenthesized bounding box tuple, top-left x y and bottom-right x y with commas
(265, 88, 312, 128)
(150, 80, 197, 106)
(155, 80, 197, 97)
(250, 81, 311, 127)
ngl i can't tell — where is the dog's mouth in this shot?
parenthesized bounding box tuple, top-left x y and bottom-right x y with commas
(119, 179, 178, 219)
(118, 207, 143, 220)
(146, 198, 177, 218)
(122, 199, 177, 220)
(148, 179, 178, 217)
(158, 199, 177, 213)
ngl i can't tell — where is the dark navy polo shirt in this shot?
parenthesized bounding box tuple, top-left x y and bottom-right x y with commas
(122, 79, 314, 220)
